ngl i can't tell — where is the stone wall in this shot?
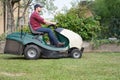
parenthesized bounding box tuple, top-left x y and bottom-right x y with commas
(0, 41, 120, 53)
(83, 42, 120, 53)
(0, 41, 5, 53)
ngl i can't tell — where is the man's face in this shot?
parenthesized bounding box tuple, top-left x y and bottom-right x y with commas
(37, 7, 42, 12)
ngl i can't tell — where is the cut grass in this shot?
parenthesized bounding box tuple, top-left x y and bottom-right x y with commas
(0, 53, 120, 80)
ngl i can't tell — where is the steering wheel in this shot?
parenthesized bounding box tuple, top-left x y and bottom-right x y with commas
(48, 24, 57, 29)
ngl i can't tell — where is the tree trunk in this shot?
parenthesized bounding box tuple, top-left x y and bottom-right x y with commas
(6, 0, 15, 34)
(17, 1, 20, 30)
(3, 0, 6, 33)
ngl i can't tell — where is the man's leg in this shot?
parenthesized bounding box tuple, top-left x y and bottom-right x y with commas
(36, 27, 58, 45)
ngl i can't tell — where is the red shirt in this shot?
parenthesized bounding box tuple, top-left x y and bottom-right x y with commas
(30, 11, 45, 30)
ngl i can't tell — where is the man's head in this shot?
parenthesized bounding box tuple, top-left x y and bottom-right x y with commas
(34, 4, 43, 12)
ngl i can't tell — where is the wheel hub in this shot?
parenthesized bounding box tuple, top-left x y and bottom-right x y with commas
(27, 49, 37, 58)
(73, 52, 80, 58)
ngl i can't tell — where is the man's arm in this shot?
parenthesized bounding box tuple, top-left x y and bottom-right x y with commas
(44, 20, 56, 25)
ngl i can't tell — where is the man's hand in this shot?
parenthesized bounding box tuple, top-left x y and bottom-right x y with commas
(51, 22, 56, 25)
(44, 20, 56, 25)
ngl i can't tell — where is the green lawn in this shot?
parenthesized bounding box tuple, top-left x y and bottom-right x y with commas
(0, 53, 120, 80)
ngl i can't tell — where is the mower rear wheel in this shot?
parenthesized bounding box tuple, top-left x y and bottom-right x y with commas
(24, 45, 41, 59)
(69, 49, 82, 59)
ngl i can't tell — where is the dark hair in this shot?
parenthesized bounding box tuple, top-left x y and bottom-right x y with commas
(34, 4, 43, 10)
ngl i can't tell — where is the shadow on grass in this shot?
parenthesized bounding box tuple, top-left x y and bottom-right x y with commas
(2, 55, 68, 60)
(2, 56, 26, 60)
(0, 53, 71, 60)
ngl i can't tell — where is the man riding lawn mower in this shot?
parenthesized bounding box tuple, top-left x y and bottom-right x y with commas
(4, 4, 84, 59)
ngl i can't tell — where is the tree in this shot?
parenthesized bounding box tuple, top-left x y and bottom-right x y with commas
(1, 0, 56, 34)
(91, 0, 120, 38)
(2, 0, 32, 33)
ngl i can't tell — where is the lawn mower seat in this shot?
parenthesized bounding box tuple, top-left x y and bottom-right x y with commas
(28, 22, 44, 35)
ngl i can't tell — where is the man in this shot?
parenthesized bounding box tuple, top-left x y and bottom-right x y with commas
(30, 4, 64, 47)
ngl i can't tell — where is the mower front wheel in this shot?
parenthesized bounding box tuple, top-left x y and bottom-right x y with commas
(24, 45, 41, 60)
(69, 49, 82, 59)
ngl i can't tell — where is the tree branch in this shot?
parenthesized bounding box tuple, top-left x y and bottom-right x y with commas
(13, 5, 19, 11)
(21, 0, 32, 17)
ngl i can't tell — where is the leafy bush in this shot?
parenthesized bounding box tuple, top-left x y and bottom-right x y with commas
(0, 33, 6, 41)
(55, 13, 101, 40)
(17, 25, 31, 33)
(21, 26, 31, 33)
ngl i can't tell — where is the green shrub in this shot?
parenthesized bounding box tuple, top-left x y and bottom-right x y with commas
(55, 13, 101, 40)
(0, 33, 6, 41)
(17, 25, 30, 33)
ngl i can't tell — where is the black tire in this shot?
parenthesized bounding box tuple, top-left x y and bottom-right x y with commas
(24, 45, 41, 60)
(69, 49, 82, 59)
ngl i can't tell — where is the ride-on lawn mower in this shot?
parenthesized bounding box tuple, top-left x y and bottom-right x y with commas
(4, 22, 84, 59)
